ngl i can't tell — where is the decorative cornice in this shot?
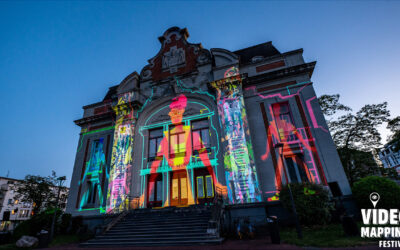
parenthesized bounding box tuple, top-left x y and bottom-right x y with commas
(74, 112, 114, 127)
(244, 62, 316, 86)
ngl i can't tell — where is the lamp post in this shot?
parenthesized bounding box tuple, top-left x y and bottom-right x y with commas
(49, 176, 66, 243)
(275, 143, 303, 239)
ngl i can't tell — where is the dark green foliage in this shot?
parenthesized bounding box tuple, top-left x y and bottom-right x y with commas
(318, 94, 351, 117)
(12, 209, 62, 241)
(352, 176, 400, 209)
(70, 216, 83, 234)
(60, 213, 72, 234)
(12, 171, 67, 214)
(337, 148, 380, 186)
(387, 116, 400, 151)
(318, 94, 391, 186)
(280, 183, 332, 226)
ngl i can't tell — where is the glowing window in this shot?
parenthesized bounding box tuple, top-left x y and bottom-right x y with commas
(169, 125, 186, 157)
(88, 138, 104, 173)
(172, 179, 179, 199)
(180, 178, 187, 199)
(272, 102, 296, 141)
(149, 128, 163, 161)
(148, 181, 155, 202)
(192, 119, 210, 152)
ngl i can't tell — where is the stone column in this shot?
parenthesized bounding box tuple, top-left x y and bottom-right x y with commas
(106, 92, 138, 213)
(211, 75, 261, 204)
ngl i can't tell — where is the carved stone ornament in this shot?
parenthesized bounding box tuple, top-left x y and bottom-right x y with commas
(141, 68, 152, 80)
(162, 46, 185, 73)
(197, 50, 210, 64)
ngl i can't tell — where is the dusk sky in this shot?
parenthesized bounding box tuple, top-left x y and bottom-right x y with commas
(0, 1, 399, 184)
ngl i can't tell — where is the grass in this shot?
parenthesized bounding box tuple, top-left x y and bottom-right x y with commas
(49, 234, 80, 247)
(0, 244, 17, 250)
(280, 223, 376, 247)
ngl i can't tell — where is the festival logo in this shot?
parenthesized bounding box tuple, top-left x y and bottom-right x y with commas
(361, 192, 400, 248)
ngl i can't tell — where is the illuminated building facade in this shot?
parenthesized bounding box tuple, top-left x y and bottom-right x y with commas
(66, 27, 351, 219)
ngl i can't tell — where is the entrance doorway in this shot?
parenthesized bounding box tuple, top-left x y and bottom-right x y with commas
(170, 171, 188, 206)
(147, 174, 163, 208)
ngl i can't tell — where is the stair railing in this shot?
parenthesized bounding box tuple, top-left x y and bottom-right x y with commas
(207, 186, 226, 238)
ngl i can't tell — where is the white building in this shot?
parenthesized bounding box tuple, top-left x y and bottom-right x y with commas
(379, 143, 400, 175)
(0, 176, 69, 232)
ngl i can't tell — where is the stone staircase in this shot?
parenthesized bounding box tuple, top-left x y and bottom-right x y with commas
(81, 205, 224, 247)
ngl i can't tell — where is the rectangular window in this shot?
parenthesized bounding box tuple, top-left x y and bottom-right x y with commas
(272, 102, 296, 141)
(170, 125, 186, 158)
(156, 181, 163, 201)
(148, 181, 155, 202)
(172, 179, 179, 199)
(180, 178, 187, 199)
(149, 128, 163, 161)
(284, 155, 309, 183)
(205, 175, 214, 198)
(197, 176, 204, 198)
(85, 181, 97, 206)
(88, 139, 104, 173)
(192, 119, 210, 153)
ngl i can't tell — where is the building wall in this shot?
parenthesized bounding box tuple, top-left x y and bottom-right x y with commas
(379, 144, 400, 175)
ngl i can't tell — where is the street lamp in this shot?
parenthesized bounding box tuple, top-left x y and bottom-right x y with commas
(49, 176, 66, 243)
(275, 143, 303, 239)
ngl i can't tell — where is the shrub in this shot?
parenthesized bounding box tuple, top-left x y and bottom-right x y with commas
(12, 219, 33, 241)
(280, 183, 332, 226)
(12, 209, 62, 241)
(60, 213, 72, 234)
(352, 176, 400, 209)
(70, 216, 83, 234)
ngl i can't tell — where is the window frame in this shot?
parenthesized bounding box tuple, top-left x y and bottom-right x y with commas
(169, 124, 186, 158)
(191, 119, 211, 155)
(272, 102, 296, 141)
(148, 128, 164, 161)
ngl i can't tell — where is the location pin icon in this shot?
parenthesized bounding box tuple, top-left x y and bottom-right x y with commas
(370, 192, 380, 208)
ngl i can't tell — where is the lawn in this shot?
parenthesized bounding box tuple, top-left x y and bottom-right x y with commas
(280, 223, 376, 247)
(0, 244, 17, 250)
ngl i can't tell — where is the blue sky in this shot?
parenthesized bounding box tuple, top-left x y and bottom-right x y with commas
(0, 1, 399, 183)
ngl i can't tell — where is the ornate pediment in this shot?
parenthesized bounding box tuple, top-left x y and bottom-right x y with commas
(140, 27, 211, 82)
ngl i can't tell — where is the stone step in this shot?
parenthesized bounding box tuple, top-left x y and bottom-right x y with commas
(104, 228, 207, 236)
(118, 217, 208, 225)
(80, 238, 224, 247)
(110, 223, 208, 231)
(98, 232, 209, 239)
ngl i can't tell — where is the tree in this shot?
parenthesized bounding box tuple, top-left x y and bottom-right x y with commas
(387, 116, 400, 151)
(13, 171, 67, 215)
(318, 94, 352, 117)
(329, 102, 390, 151)
(318, 94, 351, 131)
(318, 94, 390, 186)
(337, 148, 379, 186)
